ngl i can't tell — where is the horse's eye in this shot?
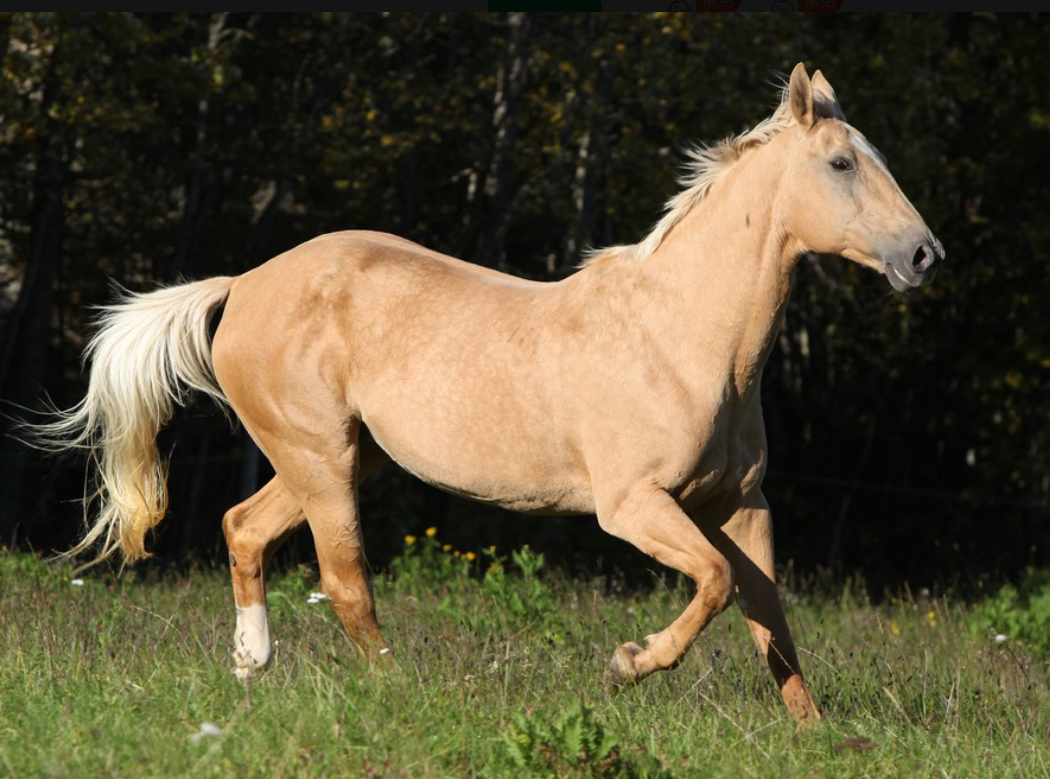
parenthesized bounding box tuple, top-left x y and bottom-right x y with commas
(830, 157, 854, 173)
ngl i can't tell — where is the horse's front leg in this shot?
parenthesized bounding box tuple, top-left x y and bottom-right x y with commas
(597, 487, 734, 685)
(707, 491, 821, 723)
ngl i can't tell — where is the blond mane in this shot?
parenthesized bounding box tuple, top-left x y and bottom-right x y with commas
(582, 90, 795, 267)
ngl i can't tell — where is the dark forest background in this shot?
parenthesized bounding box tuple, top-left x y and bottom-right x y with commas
(1, 12, 1048, 592)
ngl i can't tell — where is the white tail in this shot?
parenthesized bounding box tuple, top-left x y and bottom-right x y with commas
(31, 276, 235, 566)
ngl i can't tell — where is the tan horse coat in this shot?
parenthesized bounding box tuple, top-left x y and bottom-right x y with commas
(39, 65, 942, 722)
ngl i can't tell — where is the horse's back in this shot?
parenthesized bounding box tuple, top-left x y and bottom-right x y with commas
(217, 229, 548, 352)
(292, 230, 546, 289)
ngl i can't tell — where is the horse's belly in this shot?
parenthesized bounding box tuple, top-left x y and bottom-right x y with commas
(362, 414, 594, 516)
(413, 471, 592, 516)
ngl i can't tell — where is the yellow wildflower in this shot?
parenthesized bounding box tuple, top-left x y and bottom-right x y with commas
(404, 535, 416, 546)
(426, 527, 438, 538)
(465, 551, 477, 562)
(442, 544, 452, 552)
(890, 623, 900, 636)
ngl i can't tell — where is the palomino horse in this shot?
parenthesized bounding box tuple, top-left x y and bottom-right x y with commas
(39, 64, 941, 722)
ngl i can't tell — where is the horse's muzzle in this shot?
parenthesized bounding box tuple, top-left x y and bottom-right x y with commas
(884, 234, 944, 291)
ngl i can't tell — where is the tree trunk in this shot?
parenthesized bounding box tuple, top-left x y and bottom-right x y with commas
(0, 79, 67, 543)
(474, 12, 529, 271)
(167, 13, 227, 281)
(565, 31, 612, 269)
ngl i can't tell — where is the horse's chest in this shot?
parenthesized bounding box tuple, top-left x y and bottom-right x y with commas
(670, 431, 766, 511)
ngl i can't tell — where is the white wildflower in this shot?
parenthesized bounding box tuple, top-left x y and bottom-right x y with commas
(994, 634, 1008, 644)
(307, 592, 331, 603)
(70, 579, 85, 587)
(189, 722, 223, 743)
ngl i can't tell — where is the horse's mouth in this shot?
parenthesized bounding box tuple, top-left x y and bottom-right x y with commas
(884, 259, 937, 292)
(844, 235, 943, 292)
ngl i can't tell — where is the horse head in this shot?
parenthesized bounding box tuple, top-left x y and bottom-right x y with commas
(779, 63, 944, 291)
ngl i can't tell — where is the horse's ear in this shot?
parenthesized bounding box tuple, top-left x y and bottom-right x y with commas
(811, 69, 847, 121)
(788, 63, 814, 128)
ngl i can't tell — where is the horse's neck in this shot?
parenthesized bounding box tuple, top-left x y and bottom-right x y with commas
(643, 149, 800, 398)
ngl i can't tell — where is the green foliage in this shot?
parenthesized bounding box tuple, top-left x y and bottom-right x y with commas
(481, 545, 552, 624)
(266, 563, 321, 622)
(500, 699, 672, 779)
(2, 549, 1050, 777)
(0, 546, 60, 583)
(387, 532, 569, 641)
(387, 528, 474, 595)
(969, 568, 1050, 653)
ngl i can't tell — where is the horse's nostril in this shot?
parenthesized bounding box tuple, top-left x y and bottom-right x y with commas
(912, 245, 931, 271)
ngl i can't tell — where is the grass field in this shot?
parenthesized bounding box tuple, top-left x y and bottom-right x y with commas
(2, 535, 1048, 778)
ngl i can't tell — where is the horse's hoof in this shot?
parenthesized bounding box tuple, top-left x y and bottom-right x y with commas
(782, 676, 822, 725)
(605, 641, 644, 689)
(232, 647, 263, 680)
(231, 646, 269, 680)
(233, 666, 257, 681)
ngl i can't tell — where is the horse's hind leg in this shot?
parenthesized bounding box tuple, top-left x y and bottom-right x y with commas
(708, 492, 820, 722)
(223, 475, 305, 679)
(259, 419, 386, 658)
(223, 436, 391, 677)
(596, 487, 734, 685)
(309, 432, 388, 657)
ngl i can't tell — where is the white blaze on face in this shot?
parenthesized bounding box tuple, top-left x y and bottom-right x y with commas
(233, 603, 271, 675)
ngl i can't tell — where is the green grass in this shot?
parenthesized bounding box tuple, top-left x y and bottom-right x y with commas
(1, 538, 1048, 778)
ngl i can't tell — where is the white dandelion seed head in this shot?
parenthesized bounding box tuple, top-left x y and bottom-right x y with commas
(190, 722, 223, 743)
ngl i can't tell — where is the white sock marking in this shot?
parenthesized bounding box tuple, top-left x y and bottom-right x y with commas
(233, 603, 271, 670)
